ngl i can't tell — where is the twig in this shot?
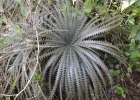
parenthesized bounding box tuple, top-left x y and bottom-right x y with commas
(1, 94, 16, 97)
(13, 0, 42, 99)
(130, 79, 140, 89)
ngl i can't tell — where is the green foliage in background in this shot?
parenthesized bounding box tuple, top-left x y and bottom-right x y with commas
(114, 85, 129, 98)
(122, 0, 140, 72)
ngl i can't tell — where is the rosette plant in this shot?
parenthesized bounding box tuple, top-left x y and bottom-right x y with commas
(0, 0, 125, 100)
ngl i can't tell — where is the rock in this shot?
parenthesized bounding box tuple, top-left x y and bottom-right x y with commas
(133, 96, 139, 100)
(111, 97, 119, 100)
(129, 90, 134, 95)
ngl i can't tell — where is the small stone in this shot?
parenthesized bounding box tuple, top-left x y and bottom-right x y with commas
(130, 91, 134, 95)
(111, 97, 119, 100)
(137, 82, 140, 87)
(133, 96, 139, 100)
(115, 64, 120, 69)
(102, 98, 106, 100)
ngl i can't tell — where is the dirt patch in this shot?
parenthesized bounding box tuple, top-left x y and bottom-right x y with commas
(106, 70, 140, 100)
